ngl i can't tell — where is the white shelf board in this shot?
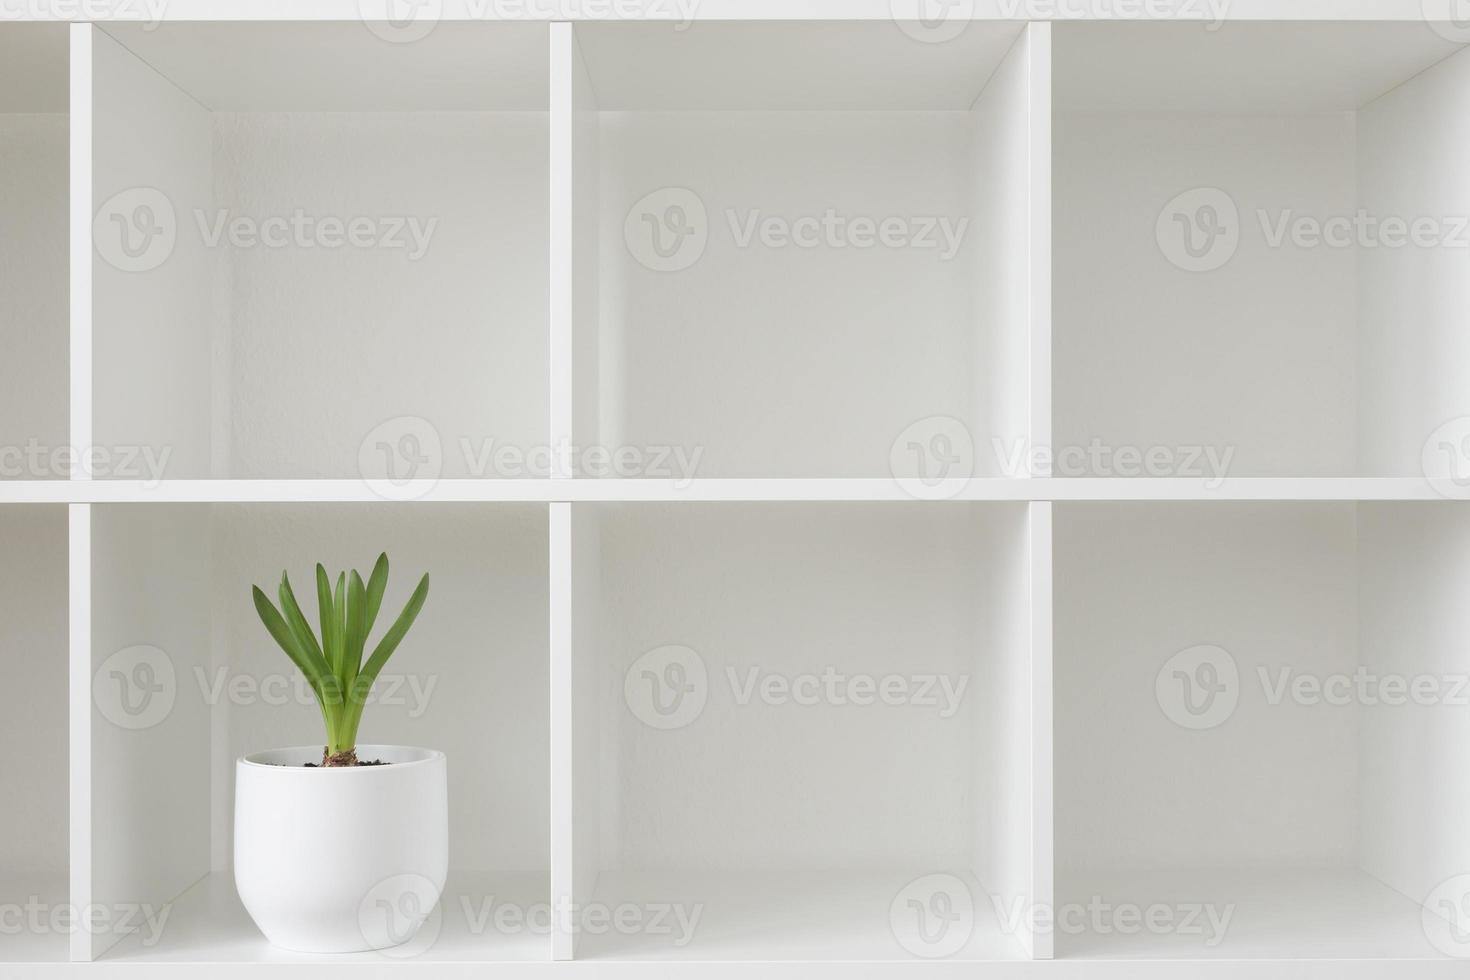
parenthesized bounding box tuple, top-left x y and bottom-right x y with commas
(574, 20, 1023, 109)
(8, 0, 1459, 24)
(1055, 21, 1465, 114)
(0, 478, 1457, 504)
(0, 873, 68, 964)
(1057, 868, 1445, 960)
(99, 21, 548, 111)
(98, 870, 548, 963)
(576, 871, 1025, 962)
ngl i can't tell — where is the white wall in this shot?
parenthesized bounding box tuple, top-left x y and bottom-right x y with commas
(213, 504, 548, 872)
(1054, 114, 1358, 477)
(969, 503, 1035, 913)
(970, 28, 1040, 479)
(1358, 46, 1470, 477)
(218, 112, 549, 479)
(593, 503, 1020, 870)
(91, 30, 215, 480)
(1358, 503, 1470, 906)
(1055, 503, 1359, 873)
(90, 504, 212, 959)
(598, 112, 981, 478)
(0, 114, 67, 478)
(0, 508, 68, 875)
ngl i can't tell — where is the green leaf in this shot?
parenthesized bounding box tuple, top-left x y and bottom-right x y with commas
(279, 572, 324, 666)
(253, 586, 339, 707)
(342, 572, 430, 743)
(278, 572, 335, 705)
(333, 572, 347, 689)
(364, 553, 389, 638)
(344, 570, 368, 701)
(316, 564, 337, 675)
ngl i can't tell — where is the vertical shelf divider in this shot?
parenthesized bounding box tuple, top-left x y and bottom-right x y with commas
(549, 501, 573, 960)
(67, 500, 92, 963)
(1028, 21, 1052, 482)
(549, 19, 601, 960)
(67, 21, 94, 964)
(1028, 500, 1054, 960)
(1026, 21, 1054, 962)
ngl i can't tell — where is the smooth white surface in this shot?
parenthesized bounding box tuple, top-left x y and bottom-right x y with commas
(578, 871, 1025, 960)
(597, 111, 994, 477)
(0, 873, 68, 963)
(971, 499, 1042, 958)
(1056, 868, 1442, 959)
(100, 870, 548, 962)
(90, 27, 549, 481)
(1358, 504, 1470, 914)
(0, 24, 68, 113)
(7, 0, 1468, 22)
(1026, 501, 1053, 958)
(233, 746, 447, 953)
(89, 505, 213, 960)
(970, 23, 1036, 479)
(575, 21, 1023, 110)
(1056, 503, 1359, 870)
(1358, 45, 1470, 476)
(0, 111, 67, 479)
(100, 22, 549, 111)
(1, 476, 1467, 504)
(588, 504, 1027, 872)
(569, 505, 602, 958)
(91, 27, 215, 480)
(66, 502, 89, 964)
(1054, 112, 1358, 477)
(217, 110, 547, 479)
(1054, 21, 1464, 114)
(0, 509, 69, 886)
(68, 26, 90, 484)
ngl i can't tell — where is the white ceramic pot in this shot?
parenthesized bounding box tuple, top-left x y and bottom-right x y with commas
(234, 745, 448, 953)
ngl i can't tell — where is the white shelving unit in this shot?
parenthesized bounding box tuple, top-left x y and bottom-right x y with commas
(0, 6, 1468, 977)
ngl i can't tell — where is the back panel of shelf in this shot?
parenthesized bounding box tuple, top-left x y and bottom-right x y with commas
(554, 500, 1051, 960)
(1053, 21, 1470, 481)
(83, 22, 549, 483)
(0, 505, 68, 963)
(0, 24, 67, 481)
(556, 21, 1049, 482)
(1054, 500, 1470, 960)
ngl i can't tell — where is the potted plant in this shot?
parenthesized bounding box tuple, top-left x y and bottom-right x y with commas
(235, 554, 444, 953)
